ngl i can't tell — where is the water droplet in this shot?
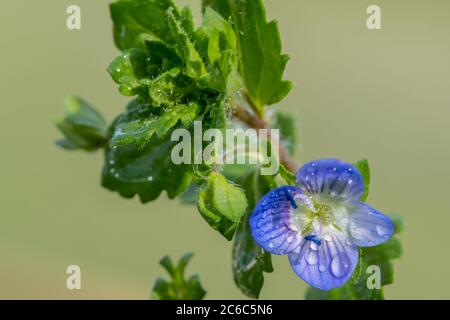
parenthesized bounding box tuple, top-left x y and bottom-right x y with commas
(323, 234, 332, 242)
(268, 243, 274, 248)
(345, 240, 351, 246)
(331, 257, 344, 277)
(376, 225, 389, 236)
(286, 236, 293, 243)
(331, 256, 349, 278)
(307, 251, 318, 265)
(257, 222, 261, 228)
(319, 264, 327, 272)
(333, 167, 337, 171)
(348, 168, 353, 172)
(310, 242, 318, 251)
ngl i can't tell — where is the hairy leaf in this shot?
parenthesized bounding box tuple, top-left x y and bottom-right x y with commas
(197, 172, 248, 240)
(102, 103, 193, 202)
(196, 8, 240, 94)
(112, 102, 200, 147)
(167, 8, 208, 80)
(108, 48, 151, 96)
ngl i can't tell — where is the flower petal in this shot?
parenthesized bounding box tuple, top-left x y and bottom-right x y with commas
(296, 159, 364, 203)
(250, 186, 314, 255)
(288, 233, 358, 290)
(348, 203, 394, 247)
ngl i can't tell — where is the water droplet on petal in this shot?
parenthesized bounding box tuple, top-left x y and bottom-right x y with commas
(307, 251, 318, 265)
(323, 234, 332, 242)
(310, 242, 318, 251)
(376, 225, 389, 236)
(268, 243, 274, 248)
(287, 236, 293, 243)
(319, 264, 327, 272)
(331, 256, 349, 278)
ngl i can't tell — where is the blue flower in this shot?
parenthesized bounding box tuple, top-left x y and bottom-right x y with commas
(249, 159, 394, 290)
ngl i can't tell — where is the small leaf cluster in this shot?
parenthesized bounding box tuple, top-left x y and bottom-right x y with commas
(151, 253, 206, 300)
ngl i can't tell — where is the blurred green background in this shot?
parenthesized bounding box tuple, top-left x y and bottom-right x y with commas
(1, 0, 449, 299)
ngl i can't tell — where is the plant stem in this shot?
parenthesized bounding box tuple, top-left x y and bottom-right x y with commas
(232, 104, 297, 173)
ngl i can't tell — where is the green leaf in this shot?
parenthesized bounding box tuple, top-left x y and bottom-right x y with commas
(203, 0, 292, 113)
(305, 215, 404, 300)
(111, 101, 200, 148)
(56, 96, 108, 151)
(196, 8, 241, 94)
(167, 8, 208, 80)
(273, 112, 297, 155)
(146, 68, 192, 107)
(202, 0, 231, 18)
(151, 253, 206, 300)
(110, 0, 181, 50)
(197, 172, 248, 240)
(232, 170, 275, 298)
(102, 103, 193, 203)
(354, 159, 371, 202)
(108, 48, 151, 96)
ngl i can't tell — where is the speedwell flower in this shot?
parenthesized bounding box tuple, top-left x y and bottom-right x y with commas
(250, 159, 394, 290)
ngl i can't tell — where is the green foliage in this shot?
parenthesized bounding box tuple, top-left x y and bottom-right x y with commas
(110, 0, 179, 50)
(354, 159, 371, 202)
(108, 0, 241, 150)
(197, 172, 248, 240)
(111, 100, 200, 147)
(232, 171, 275, 298)
(305, 160, 403, 300)
(151, 253, 206, 300)
(56, 96, 108, 151)
(203, 0, 292, 115)
(102, 101, 193, 203)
